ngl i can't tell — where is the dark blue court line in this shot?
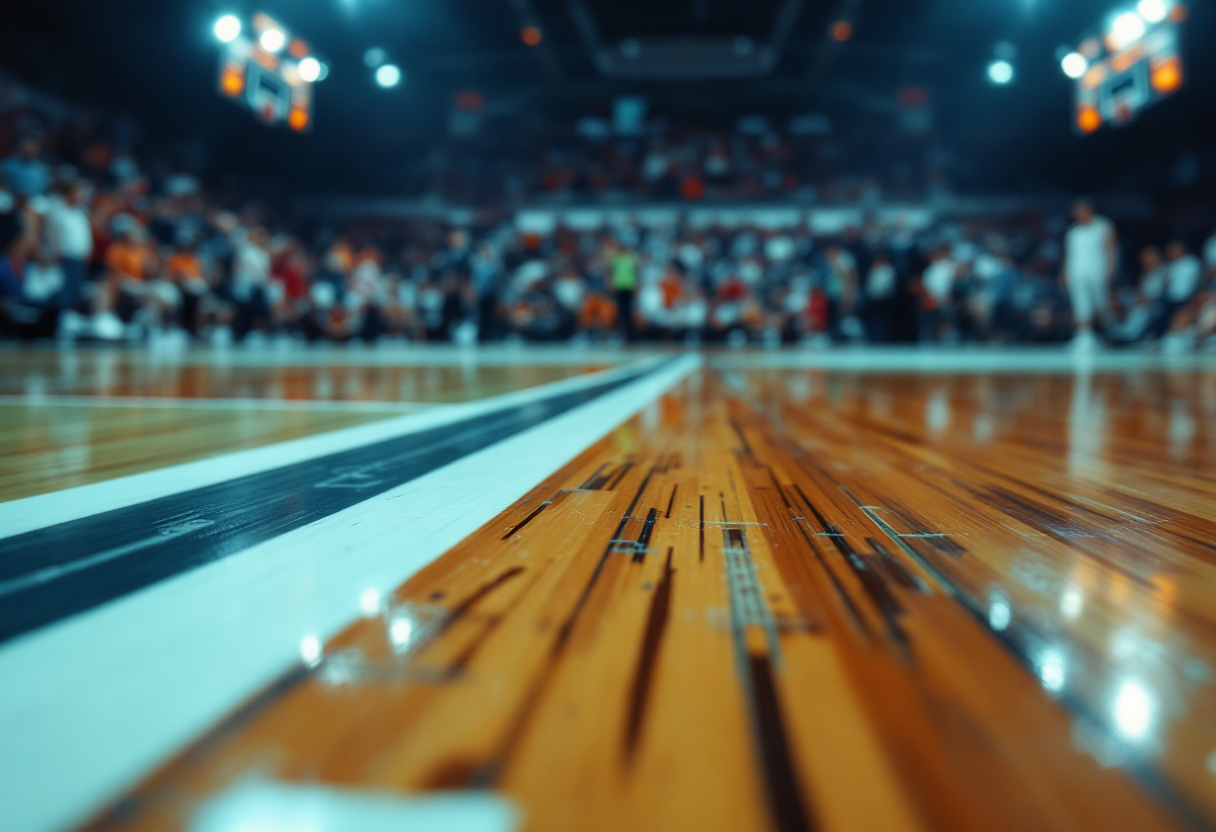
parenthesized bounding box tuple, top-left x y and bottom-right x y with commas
(0, 364, 659, 644)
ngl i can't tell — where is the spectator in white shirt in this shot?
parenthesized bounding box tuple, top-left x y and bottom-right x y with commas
(1111, 246, 1164, 343)
(1165, 241, 1201, 304)
(919, 247, 957, 342)
(45, 180, 92, 310)
(232, 227, 272, 336)
(1160, 240, 1216, 352)
(233, 228, 271, 298)
(1153, 240, 1201, 349)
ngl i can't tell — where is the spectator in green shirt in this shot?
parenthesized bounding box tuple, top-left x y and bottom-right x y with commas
(610, 245, 638, 341)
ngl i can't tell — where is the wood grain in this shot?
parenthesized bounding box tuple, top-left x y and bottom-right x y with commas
(0, 404, 390, 502)
(0, 351, 603, 403)
(0, 352, 606, 501)
(76, 365, 1216, 832)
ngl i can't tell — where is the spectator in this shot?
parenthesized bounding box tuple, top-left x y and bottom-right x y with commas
(96, 224, 157, 338)
(45, 179, 92, 313)
(862, 255, 897, 342)
(166, 241, 206, 334)
(609, 242, 639, 342)
(1111, 246, 1165, 344)
(920, 247, 957, 342)
(231, 227, 272, 337)
(1159, 241, 1203, 351)
(1164, 241, 1201, 312)
(472, 242, 502, 342)
(1, 137, 50, 198)
(1204, 226, 1216, 282)
(823, 243, 860, 340)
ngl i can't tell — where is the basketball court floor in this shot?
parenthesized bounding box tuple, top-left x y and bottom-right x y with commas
(1, 345, 1214, 832)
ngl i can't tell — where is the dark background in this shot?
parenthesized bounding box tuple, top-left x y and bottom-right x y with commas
(1, 0, 1212, 197)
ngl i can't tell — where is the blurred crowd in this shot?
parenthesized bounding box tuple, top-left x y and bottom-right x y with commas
(430, 118, 939, 206)
(2, 83, 1215, 352)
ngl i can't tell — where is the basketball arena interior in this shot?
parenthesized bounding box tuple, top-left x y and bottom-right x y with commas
(1, 1, 1214, 831)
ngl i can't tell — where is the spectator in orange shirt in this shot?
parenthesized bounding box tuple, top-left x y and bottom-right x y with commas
(166, 245, 203, 286)
(105, 225, 152, 282)
(578, 291, 617, 336)
(659, 267, 684, 309)
(94, 225, 179, 337)
(166, 243, 206, 335)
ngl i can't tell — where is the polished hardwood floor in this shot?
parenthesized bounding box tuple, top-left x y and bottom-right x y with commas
(0, 404, 391, 502)
(0, 351, 605, 501)
(0, 351, 603, 403)
(51, 358, 1214, 832)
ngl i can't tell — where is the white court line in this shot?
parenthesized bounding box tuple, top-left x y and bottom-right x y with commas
(711, 347, 1216, 373)
(0, 394, 441, 413)
(0, 356, 668, 539)
(0, 354, 699, 832)
(190, 780, 519, 832)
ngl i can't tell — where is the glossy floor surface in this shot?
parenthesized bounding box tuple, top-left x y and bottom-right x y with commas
(0, 350, 604, 403)
(0, 349, 606, 501)
(2, 348, 1215, 832)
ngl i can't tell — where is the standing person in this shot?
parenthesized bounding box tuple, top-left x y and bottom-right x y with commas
(471, 242, 501, 342)
(1062, 199, 1116, 351)
(45, 179, 92, 314)
(609, 242, 639, 342)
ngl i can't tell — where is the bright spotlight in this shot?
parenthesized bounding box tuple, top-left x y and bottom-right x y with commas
(1136, 0, 1168, 23)
(297, 56, 322, 83)
(1109, 11, 1146, 49)
(259, 26, 287, 53)
(987, 59, 1015, 85)
(213, 14, 241, 43)
(1061, 51, 1088, 79)
(375, 64, 402, 88)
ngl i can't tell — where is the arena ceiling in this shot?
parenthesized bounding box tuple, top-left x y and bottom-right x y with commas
(1, 0, 1211, 196)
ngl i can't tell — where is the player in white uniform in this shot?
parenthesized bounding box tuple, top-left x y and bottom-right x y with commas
(1062, 199, 1117, 350)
